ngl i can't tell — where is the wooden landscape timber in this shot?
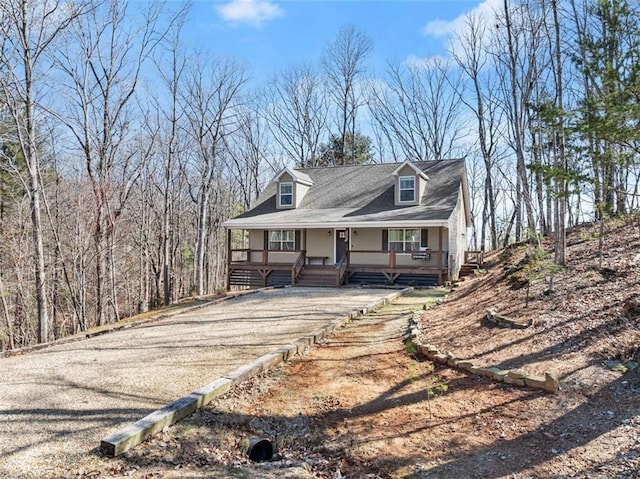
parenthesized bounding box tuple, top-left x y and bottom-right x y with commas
(485, 307, 533, 329)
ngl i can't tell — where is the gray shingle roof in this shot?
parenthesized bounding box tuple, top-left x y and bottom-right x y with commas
(224, 159, 467, 228)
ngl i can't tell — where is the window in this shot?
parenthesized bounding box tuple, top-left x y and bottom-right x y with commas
(388, 229, 420, 252)
(279, 182, 293, 206)
(399, 176, 415, 202)
(269, 230, 295, 250)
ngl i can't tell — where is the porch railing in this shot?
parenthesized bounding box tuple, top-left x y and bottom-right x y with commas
(347, 249, 448, 269)
(231, 248, 449, 269)
(464, 250, 484, 266)
(230, 249, 305, 264)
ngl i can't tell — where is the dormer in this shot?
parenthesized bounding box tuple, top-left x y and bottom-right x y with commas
(274, 167, 313, 209)
(392, 161, 429, 206)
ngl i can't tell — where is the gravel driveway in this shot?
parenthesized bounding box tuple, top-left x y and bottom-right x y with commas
(0, 287, 395, 478)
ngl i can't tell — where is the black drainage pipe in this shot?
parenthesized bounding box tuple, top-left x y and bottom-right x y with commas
(247, 438, 273, 462)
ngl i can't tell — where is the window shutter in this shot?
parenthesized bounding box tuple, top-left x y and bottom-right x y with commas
(382, 229, 388, 250)
(295, 230, 301, 250)
(421, 229, 428, 248)
(263, 230, 269, 250)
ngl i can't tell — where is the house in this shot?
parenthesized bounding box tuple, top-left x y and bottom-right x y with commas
(222, 159, 475, 289)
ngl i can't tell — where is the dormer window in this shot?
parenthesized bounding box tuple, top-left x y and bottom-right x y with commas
(399, 176, 415, 202)
(392, 161, 429, 206)
(279, 182, 293, 206)
(272, 167, 313, 209)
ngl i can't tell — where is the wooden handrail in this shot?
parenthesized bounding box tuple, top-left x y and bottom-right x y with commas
(291, 250, 306, 285)
(335, 253, 348, 287)
(229, 249, 306, 264)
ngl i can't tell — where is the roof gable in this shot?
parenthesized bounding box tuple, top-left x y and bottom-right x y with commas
(273, 167, 313, 186)
(391, 160, 429, 180)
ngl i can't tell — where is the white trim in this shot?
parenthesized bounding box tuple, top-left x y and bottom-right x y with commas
(223, 220, 449, 229)
(272, 167, 313, 186)
(391, 160, 429, 180)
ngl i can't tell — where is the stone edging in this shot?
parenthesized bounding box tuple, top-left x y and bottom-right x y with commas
(406, 316, 559, 394)
(99, 287, 410, 457)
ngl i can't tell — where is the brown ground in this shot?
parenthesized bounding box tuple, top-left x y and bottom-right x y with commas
(50, 218, 640, 478)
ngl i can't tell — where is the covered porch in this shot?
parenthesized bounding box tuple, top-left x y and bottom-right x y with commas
(225, 226, 461, 289)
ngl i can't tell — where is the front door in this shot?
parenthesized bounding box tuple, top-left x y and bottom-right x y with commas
(335, 229, 349, 263)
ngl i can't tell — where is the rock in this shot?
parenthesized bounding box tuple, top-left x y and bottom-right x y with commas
(474, 367, 495, 378)
(504, 376, 525, 386)
(507, 369, 527, 379)
(486, 367, 508, 381)
(524, 375, 546, 389)
(433, 353, 449, 364)
(623, 295, 640, 317)
(544, 372, 559, 392)
(604, 360, 629, 373)
(446, 357, 459, 367)
(457, 361, 474, 372)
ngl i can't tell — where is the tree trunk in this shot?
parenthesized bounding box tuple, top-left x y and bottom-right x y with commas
(504, 0, 536, 239)
(552, 0, 567, 266)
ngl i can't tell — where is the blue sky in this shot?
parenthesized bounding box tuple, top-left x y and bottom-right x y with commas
(183, 0, 496, 83)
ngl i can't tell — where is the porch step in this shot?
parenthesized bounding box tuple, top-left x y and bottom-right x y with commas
(295, 266, 338, 288)
(459, 263, 479, 278)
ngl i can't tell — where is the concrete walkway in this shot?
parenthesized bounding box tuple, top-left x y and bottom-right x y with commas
(0, 287, 397, 478)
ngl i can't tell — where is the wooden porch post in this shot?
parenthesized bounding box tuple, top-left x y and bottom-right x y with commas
(226, 229, 232, 291)
(438, 227, 443, 285)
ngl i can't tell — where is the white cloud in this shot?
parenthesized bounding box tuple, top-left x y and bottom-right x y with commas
(422, 19, 454, 39)
(216, 0, 284, 28)
(421, 0, 502, 39)
(405, 54, 455, 71)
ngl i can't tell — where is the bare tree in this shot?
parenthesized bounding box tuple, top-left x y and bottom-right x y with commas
(493, 0, 543, 240)
(182, 55, 246, 296)
(152, 8, 189, 306)
(264, 64, 328, 167)
(0, 0, 87, 343)
(225, 100, 269, 209)
(54, 0, 166, 324)
(321, 25, 372, 165)
(371, 56, 467, 163)
(550, 0, 567, 265)
(451, 13, 505, 250)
